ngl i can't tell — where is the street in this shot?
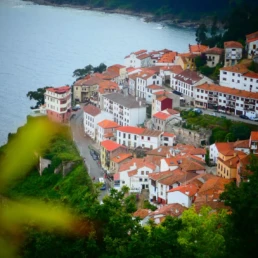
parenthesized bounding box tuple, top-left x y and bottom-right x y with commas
(69, 107, 109, 200)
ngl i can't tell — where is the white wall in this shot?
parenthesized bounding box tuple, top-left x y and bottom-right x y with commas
(167, 191, 191, 207)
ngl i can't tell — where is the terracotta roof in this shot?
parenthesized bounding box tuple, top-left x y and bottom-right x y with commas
(104, 132, 114, 138)
(147, 146, 172, 157)
(219, 155, 240, 169)
(153, 90, 165, 96)
(102, 70, 119, 80)
(174, 69, 203, 85)
(233, 140, 249, 149)
(243, 71, 258, 79)
(220, 64, 249, 73)
(128, 169, 138, 177)
(146, 84, 164, 90)
(188, 147, 206, 155)
(134, 49, 147, 56)
(74, 76, 102, 86)
(165, 108, 180, 115)
(204, 47, 224, 55)
(136, 70, 155, 79)
(157, 96, 168, 101)
(158, 51, 178, 63)
(153, 112, 171, 121)
(140, 129, 162, 137)
(98, 119, 119, 129)
(215, 142, 234, 153)
(119, 158, 156, 172)
(189, 44, 209, 53)
(167, 184, 199, 197)
(117, 126, 145, 135)
(161, 65, 183, 74)
(246, 31, 258, 40)
(133, 209, 151, 219)
(250, 131, 258, 141)
(196, 83, 258, 99)
(46, 86, 70, 94)
(113, 173, 120, 181)
(162, 132, 176, 138)
(137, 53, 150, 60)
(111, 153, 132, 163)
(198, 177, 232, 196)
(83, 104, 101, 117)
(98, 80, 119, 94)
(101, 140, 123, 152)
(150, 203, 187, 218)
(148, 170, 174, 181)
(158, 170, 196, 186)
(108, 64, 125, 69)
(179, 52, 199, 58)
(179, 157, 206, 172)
(224, 41, 243, 48)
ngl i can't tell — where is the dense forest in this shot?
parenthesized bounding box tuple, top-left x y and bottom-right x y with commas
(27, 0, 258, 20)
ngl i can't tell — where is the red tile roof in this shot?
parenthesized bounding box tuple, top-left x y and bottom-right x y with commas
(134, 49, 147, 56)
(101, 140, 123, 152)
(220, 64, 249, 73)
(150, 203, 187, 218)
(167, 184, 199, 197)
(158, 51, 178, 63)
(128, 169, 138, 177)
(83, 104, 101, 117)
(233, 140, 249, 149)
(166, 109, 180, 115)
(189, 44, 209, 53)
(246, 31, 258, 42)
(137, 53, 150, 60)
(146, 84, 164, 90)
(47, 86, 70, 94)
(119, 158, 156, 172)
(160, 65, 183, 74)
(98, 80, 119, 94)
(224, 41, 243, 48)
(98, 119, 119, 129)
(133, 209, 151, 219)
(204, 47, 224, 55)
(153, 112, 171, 120)
(162, 132, 176, 137)
(111, 153, 132, 163)
(243, 71, 258, 79)
(215, 142, 234, 153)
(74, 76, 102, 86)
(116, 126, 145, 135)
(250, 131, 258, 141)
(157, 96, 168, 101)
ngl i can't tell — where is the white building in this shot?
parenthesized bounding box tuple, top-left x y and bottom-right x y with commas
(103, 92, 147, 126)
(246, 31, 258, 59)
(124, 50, 151, 68)
(45, 86, 71, 123)
(171, 69, 213, 98)
(224, 41, 243, 67)
(145, 85, 164, 103)
(167, 184, 198, 208)
(83, 104, 113, 140)
(194, 83, 258, 116)
(219, 64, 258, 93)
(203, 47, 223, 68)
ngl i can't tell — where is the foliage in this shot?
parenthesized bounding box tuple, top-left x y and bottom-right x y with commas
(195, 24, 208, 44)
(194, 54, 207, 70)
(73, 63, 106, 79)
(143, 200, 157, 211)
(248, 61, 258, 73)
(26, 86, 51, 109)
(205, 149, 210, 165)
(220, 155, 258, 257)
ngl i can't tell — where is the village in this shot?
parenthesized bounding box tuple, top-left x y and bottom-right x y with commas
(40, 30, 258, 224)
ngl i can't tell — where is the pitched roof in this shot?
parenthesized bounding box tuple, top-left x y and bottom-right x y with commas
(157, 95, 168, 101)
(74, 76, 102, 86)
(224, 41, 243, 48)
(140, 129, 163, 137)
(83, 104, 101, 117)
(98, 80, 119, 94)
(174, 69, 203, 85)
(133, 209, 151, 219)
(179, 157, 206, 172)
(146, 84, 164, 90)
(196, 83, 258, 100)
(116, 126, 145, 135)
(153, 111, 171, 121)
(162, 132, 176, 138)
(215, 142, 235, 153)
(204, 47, 224, 55)
(158, 51, 178, 63)
(101, 140, 123, 152)
(165, 108, 180, 115)
(167, 184, 199, 197)
(46, 86, 70, 94)
(134, 49, 147, 56)
(111, 153, 132, 163)
(243, 71, 258, 79)
(233, 139, 249, 149)
(250, 131, 258, 141)
(147, 146, 172, 157)
(119, 158, 156, 172)
(189, 44, 209, 53)
(149, 203, 187, 218)
(137, 53, 150, 60)
(98, 119, 119, 129)
(246, 31, 258, 43)
(220, 64, 249, 73)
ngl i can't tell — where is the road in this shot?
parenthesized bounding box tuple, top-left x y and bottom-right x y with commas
(69, 107, 109, 200)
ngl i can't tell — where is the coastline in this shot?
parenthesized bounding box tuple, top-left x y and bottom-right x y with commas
(22, 0, 201, 29)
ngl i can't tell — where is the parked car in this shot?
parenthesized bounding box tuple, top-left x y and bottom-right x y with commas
(239, 114, 249, 119)
(72, 106, 80, 111)
(90, 149, 95, 156)
(193, 108, 203, 114)
(250, 117, 258, 122)
(92, 154, 98, 160)
(172, 90, 183, 96)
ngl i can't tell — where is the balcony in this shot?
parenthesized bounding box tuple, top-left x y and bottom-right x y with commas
(208, 92, 218, 97)
(226, 96, 236, 101)
(245, 99, 256, 105)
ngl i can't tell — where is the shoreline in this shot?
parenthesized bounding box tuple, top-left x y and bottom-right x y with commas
(23, 0, 201, 29)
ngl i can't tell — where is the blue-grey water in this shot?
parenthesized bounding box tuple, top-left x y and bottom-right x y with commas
(0, 0, 195, 145)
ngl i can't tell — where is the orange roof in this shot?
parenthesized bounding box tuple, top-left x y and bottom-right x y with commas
(46, 86, 70, 94)
(160, 65, 183, 74)
(220, 64, 249, 73)
(162, 132, 176, 137)
(244, 71, 258, 79)
(134, 49, 147, 55)
(133, 209, 151, 219)
(167, 184, 198, 197)
(128, 169, 138, 177)
(215, 142, 235, 153)
(98, 119, 119, 129)
(74, 76, 102, 86)
(196, 83, 258, 99)
(250, 131, 258, 141)
(146, 84, 164, 90)
(189, 44, 209, 53)
(159, 170, 197, 186)
(149, 203, 187, 217)
(153, 112, 171, 120)
(147, 146, 172, 157)
(157, 96, 167, 101)
(83, 104, 101, 117)
(224, 41, 243, 48)
(158, 51, 178, 63)
(98, 80, 119, 94)
(111, 153, 132, 163)
(101, 140, 123, 152)
(233, 140, 249, 149)
(246, 31, 258, 42)
(153, 90, 165, 96)
(179, 157, 206, 172)
(119, 158, 156, 172)
(116, 126, 145, 135)
(204, 47, 224, 55)
(137, 53, 150, 60)
(165, 108, 180, 115)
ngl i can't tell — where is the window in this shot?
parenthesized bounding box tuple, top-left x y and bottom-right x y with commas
(232, 73, 235, 76)
(223, 78, 226, 81)
(148, 137, 150, 141)
(141, 136, 144, 140)
(144, 178, 148, 182)
(141, 171, 144, 175)
(223, 71, 227, 75)
(232, 79, 234, 82)
(139, 178, 142, 182)
(123, 133, 126, 138)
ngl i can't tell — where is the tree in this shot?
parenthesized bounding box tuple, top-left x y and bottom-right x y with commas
(26, 86, 51, 109)
(178, 206, 227, 258)
(220, 155, 258, 258)
(195, 54, 207, 70)
(205, 149, 210, 165)
(195, 23, 207, 44)
(210, 15, 218, 37)
(93, 63, 107, 73)
(72, 63, 106, 79)
(229, 123, 251, 141)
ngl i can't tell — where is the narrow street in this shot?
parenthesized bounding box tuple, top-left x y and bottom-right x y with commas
(69, 107, 109, 200)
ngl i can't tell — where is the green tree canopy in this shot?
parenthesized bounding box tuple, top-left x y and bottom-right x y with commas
(26, 86, 51, 109)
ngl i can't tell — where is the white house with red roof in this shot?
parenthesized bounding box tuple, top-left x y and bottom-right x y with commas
(107, 64, 127, 85)
(224, 41, 243, 67)
(167, 184, 198, 208)
(246, 31, 258, 59)
(146, 84, 164, 103)
(83, 105, 113, 140)
(116, 158, 158, 193)
(124, 50, 151, 68)
(45, 86, 71, 123)
(161, 132, 176, 146)
(249, 131, 258, 154)
(97, 119, 120, 145)
(159, 65, 183, 84)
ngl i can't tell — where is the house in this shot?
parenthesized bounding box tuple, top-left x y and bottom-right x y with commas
(161, 132, 176, 147)
(203, 47, 224, 68)
(124, 50, 151, 68)
(100, 140, 127, 173)
(246, 31, 258, 59)
(109, 153, 133, 175)
(139, 129, 163, 149)
(145, 84, 164, 103)
(73, 75, 101, 102)
(151, 91, 173, 116)
(96, 119, 120, 145)
(249, 131, 258, 154)
(102, 92, 147, 126)
(233, 140, 250, 154)
(224, 41, 243, 67)
(160, 65, 183, 84)
(128, 73, 138, 96)
(219, 64, 258, 93)
(167, 184, 199, 207)
(189, 44, 209, 54)
(45, 86, 71, 123)
(107, 64, 127, 85)
(209, 142, 234, 164)
(194, 83, 258, 116)
(175, 53, 198, 70)
(171, 69, 213, 98)
(133, 209, 152, 226)
(117, 158, 158, 193)
(83, 105, 113, 140)
(149, 49, 172, 66)
(156, 51, 178, 66)
(152, 109, 181, 131)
